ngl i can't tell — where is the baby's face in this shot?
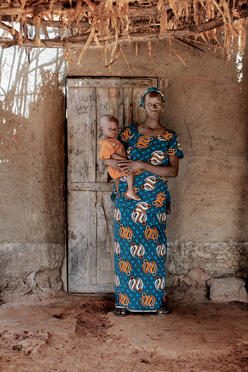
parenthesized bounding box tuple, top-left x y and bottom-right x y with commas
(100, 119, 119, 139)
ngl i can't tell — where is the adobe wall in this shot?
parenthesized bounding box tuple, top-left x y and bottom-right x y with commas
(0, 59, 66, 301)
(0, 28, 247, 303)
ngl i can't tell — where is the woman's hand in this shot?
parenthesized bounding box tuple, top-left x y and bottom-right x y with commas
(118, 156, 179, 177)
(104, 156, 179, 178)
(117, 159, 144, 175)
(104, 158, 120, 171)
(104, 158, 130, 174)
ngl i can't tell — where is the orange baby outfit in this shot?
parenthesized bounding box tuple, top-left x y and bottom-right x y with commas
(99, 138, 126, 179)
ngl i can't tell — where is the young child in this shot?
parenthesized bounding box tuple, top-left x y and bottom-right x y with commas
(99, 115, 140, 201)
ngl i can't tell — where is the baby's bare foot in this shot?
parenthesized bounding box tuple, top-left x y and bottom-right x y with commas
(126, 191, 141, 201)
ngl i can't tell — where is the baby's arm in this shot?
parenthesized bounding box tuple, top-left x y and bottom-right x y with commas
(110, 153, 126, 160)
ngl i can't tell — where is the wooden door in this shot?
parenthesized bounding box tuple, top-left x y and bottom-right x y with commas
(66, 77, 158, 293)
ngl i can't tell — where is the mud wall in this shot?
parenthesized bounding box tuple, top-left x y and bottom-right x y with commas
(0, 28, 247, 302)
(0, 49, 66, 301)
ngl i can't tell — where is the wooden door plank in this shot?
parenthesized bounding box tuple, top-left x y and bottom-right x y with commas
(68, 191, 97, 291)
(67, 87, 96, 184)
(96, 192, 115, 285)
(70, 182, 114, 192)
(68, 191, 92, 291)
(88, 191, 97, 285)
(123, 87, 133, 127)
(69, 192, 113, 293)
(67, 78, 157, 89)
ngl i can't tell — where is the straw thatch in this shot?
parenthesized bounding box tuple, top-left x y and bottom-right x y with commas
(0, 0, 247, 62)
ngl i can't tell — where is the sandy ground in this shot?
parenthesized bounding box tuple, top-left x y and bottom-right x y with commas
(0, 294, 247, 372)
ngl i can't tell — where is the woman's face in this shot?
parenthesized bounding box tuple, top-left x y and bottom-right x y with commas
(143, 94, 164, 119)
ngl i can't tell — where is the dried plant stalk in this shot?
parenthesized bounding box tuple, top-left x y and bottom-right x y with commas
(0, 0, 246, 63)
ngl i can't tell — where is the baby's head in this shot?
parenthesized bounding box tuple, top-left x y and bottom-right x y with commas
(100, 115, 119, 139)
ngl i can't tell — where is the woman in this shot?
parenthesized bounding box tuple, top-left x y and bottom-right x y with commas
(105, 87, 184, 316)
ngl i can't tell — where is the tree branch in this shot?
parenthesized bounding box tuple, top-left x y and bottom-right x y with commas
(0, 7, 246, 49)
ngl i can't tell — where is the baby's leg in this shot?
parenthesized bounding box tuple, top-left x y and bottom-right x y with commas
(111, 153, 140, 200)
(126, 174, 141, 201)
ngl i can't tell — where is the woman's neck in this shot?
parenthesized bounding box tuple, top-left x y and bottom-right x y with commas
(137, 119, 167, 136)
(143, 118, 161, 129)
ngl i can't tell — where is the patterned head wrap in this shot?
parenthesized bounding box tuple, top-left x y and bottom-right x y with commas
(140, 87, 166, 107)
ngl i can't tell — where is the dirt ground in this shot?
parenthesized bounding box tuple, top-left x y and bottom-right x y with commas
(0, 295, 247, 372)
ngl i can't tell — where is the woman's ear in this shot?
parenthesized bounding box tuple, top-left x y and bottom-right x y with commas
(159, 102, 165, 111)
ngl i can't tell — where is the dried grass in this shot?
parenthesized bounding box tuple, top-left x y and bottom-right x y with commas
(0, 0, 247, 62)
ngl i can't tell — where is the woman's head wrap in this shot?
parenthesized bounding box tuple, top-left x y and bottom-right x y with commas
(140, 87, 166, 107)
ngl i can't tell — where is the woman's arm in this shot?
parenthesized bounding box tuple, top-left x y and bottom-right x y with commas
(117, 155, 179, 177)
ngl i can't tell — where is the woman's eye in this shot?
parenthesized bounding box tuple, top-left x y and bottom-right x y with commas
(148, 104, 159, 108)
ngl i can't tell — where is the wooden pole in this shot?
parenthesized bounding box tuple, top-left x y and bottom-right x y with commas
(0, 7, 246, 49)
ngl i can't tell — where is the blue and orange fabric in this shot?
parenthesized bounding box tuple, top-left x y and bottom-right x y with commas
(111, 123, 184, 312)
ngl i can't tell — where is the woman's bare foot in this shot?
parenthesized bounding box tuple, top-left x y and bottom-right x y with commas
(157, 303, 170, 315)
(114, 306, 128, 317)
(157, 294, 170, 315)
(126, 190, 141, 201)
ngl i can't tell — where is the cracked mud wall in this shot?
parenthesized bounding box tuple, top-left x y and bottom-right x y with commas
(0, 49, 66, 301)
(1, 25, 248, 302)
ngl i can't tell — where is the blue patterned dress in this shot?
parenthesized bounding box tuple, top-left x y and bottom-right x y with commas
(111, 124, 184, 312)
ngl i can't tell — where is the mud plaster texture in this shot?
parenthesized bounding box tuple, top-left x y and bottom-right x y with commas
(0, 70, 65, 301)
(0, 25, 248, 302)
(0, 295, 248, 372)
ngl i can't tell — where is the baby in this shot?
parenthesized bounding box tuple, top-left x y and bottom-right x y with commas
(99, 115, 140, 201)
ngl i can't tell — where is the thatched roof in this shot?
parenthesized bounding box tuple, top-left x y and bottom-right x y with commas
(0, 0, 247, 63)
